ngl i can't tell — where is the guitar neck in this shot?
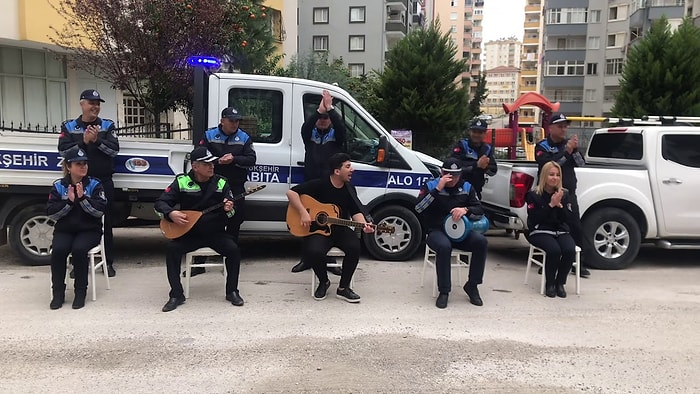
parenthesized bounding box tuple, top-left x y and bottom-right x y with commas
(200, 188, 259, 215)
(325, 217, 372, 229)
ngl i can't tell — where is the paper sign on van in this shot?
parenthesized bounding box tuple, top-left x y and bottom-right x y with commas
(125, 158, 150, 173)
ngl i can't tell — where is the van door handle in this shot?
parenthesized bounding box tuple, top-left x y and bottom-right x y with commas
(662, 178, 683, 184)
(297, 161, 305, 166)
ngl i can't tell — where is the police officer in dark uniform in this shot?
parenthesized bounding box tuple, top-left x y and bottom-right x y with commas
(535, 113, 591, 277)
(301, 89, 347, 181)
(198, 107, 257, 244)
(292, 90, 348, 274)
(47, 146, 107, 310)
(58, 89, 119, 277)
(415, 157, 489, 309)
(155, 147, 243, 312)
(451, 118, 497, 198)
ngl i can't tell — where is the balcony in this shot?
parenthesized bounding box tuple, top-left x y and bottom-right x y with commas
(521, 69, 538, 77)
(525, 5, 540, 13)
(386, 1, 407, 13)
(524, 21, 539, 29)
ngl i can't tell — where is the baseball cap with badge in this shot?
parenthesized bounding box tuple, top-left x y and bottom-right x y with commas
(189, 146, 219, 163)
(550, 113, 571, 125)
(63, 145, 89, 163)
(79, 89, 105, 103)
(221, 107, 244, 121)
(469, 118, 488, 132)
(441, 157, 463, 175)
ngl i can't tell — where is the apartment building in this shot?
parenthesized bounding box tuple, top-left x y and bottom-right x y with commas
(483, 37, 522, 70)
(0, 0, 291, 131)
(483, 66, 520, 115)
(425, 0, 484, 93)
(690, 0, 700, 26)
(517, 0, 544, 124)
(297, 0, 424, 77)
(541, 0, 685, 118)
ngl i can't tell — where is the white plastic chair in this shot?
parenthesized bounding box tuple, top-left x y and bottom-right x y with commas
(524, 245, 581, 295)
(310, 247, 354, 296)
(64, 226, 110, 302)
(183, 247, 227, 298)
(421, 245, 472, 297)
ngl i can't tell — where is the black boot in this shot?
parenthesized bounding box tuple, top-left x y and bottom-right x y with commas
(72, 289, 86, 309)
(50, 285, 66, 310)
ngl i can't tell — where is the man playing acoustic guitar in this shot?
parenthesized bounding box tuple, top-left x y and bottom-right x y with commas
(155, 147, 243, 312)
(286, 153, 374, 302)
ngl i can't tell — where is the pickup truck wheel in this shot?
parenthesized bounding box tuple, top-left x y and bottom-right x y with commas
(9, 205, 55, 266)
(582, 208, 641, 270)
(363, 206, 422, 261)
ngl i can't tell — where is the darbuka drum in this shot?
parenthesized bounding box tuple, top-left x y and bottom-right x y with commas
(443, 215, 490, 242)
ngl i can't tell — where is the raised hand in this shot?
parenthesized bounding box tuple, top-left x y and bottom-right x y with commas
(477, 155, 490, 169)
(67, 185, 76, 202)
(75, 182, 84, 199)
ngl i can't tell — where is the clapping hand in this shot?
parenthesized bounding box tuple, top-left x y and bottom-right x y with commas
(550, 189, 564, 208)
(566, 134, 579, 153)
(477, 155, 490, 169)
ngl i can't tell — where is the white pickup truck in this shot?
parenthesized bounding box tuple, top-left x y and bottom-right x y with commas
(0, 73, 443, 266)
(481, 125, 700, 269)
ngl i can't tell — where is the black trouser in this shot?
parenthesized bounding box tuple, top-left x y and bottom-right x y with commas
(101, 177, 115, 267)
(529, 233, 576, 286)
(567, 192, 593, 265)
(51, 231, 102, 292)
(227, 197, 245, 244)
(426, 229, 488, 294)
(303, 226, 360, 289)
(165, 233, 241, 298)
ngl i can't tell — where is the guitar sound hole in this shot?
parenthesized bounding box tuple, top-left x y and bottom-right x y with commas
(317, 212, 328, 225)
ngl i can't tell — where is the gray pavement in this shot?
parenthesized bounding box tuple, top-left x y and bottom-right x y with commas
(0, 228, 699, 393)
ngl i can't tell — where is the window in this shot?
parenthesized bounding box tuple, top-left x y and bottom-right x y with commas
(605, 58, 623, 75)
(603, 86, 620, 102)
(588, 133, 643, 160)
(349, 6, 365, 23)
(450, 12, 458, 20)
(588, 36, 600, 49)
(546, 8, 587, 24)
(302, 94, 384, 165)
(451, 0, 457, 6)
(609, 6, 618, 20)
(586, 63, 598, 75)
(662, 135, 700, 168)
(451, 25, 457, 33)
(227, 88, 284, 144)
(312, 35, 328, 51)
(607, 33, 625, 48)
(609, 5, 627, 21)
(348, 63, 365, 77)
(313, 7, 329, 24)
(349, 35, 365, 52)
(0, 46, 68, 129)
(585, 89, 596, 102)
(589, 9, 601, 23)
(545, 60, 584, 76)
(123, 96, 146, 126)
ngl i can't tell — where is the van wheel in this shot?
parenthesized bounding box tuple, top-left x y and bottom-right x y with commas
(582, 207, 641, 270)
(364, 206, 422, 261)
(9, 205, 54, 266)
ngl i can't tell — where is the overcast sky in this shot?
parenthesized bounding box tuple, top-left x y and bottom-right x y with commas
(482, 0, 525, 43)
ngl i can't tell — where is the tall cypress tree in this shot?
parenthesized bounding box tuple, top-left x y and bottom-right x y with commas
(374, 21, 471, 157)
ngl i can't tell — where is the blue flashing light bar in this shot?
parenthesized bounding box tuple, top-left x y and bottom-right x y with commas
(187, 56, 221, 68)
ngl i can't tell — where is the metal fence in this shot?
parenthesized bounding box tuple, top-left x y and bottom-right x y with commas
(0, 120, 193, 140)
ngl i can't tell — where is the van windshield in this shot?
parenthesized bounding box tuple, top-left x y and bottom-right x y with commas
(303, 93, 380, 165)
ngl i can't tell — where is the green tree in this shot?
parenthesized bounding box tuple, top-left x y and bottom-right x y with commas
(469, 71, 489, 117)
(50, 0, 276, 126)
(612, 17, 700, 117)
(374, 21, 471, 157)
(275, 52, 353, 87)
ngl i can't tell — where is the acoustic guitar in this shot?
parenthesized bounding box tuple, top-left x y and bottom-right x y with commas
(286, 194, 395, 237)
(159, 185, 266, 239)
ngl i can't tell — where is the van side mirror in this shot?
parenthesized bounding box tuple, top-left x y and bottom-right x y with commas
(376, 135, 390, 166)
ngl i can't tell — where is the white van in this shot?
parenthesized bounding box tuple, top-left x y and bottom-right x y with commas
(0, 73, 442, 264)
